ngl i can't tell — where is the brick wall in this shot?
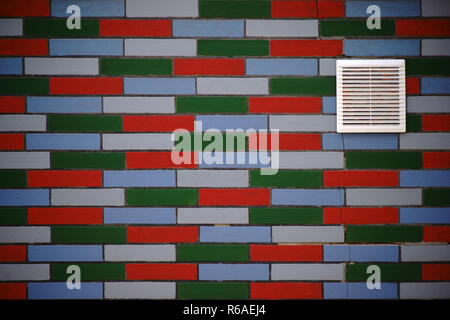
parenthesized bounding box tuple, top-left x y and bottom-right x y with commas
(0, 0, 449, 300)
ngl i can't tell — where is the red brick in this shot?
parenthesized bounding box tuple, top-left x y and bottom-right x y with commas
(423, 152, 450, 169)
(318, 0, 345, 18)
(249, 97, 321, 114)
(0, 39, 48, 56)
(124, 115, 194, 132)
(271, 40, 342, 56)
(126, 264, 197, 280)
(406, 77, 420, 94)
(0, 0, 49, 17)
(100, 19, 171, 37)
(50, 77, 123, 95)
(0, 97, 25, 114)
(323, 207, 399, 224)
(28, 208, 103, 225)
(128, 226, 198, 243)
(199, 188, 270, 206)
(0, 134, 24, 150)
(397, 19, 450, 37)
(251, 282, 322, 299)
(250, 245, 322, 262)
(0, 283, 27, 300)
(126, 151, 198, 169)
(272, 1, 316, 18)
(0, 245, 26, 262)
(248, 133, 321, 151)
(423, 226, 450, 242)
(28, 170, 102, 187)
(422, 115, 450, 132)
(422, 264, 450, 281)
(174, 58, 245, 76)
(324, 170, 398, 187)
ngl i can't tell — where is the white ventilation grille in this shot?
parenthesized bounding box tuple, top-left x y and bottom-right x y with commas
(336, 59, 406, 133)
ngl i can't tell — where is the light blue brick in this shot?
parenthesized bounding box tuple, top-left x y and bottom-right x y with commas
(324, 282, 398, 299)
(323, 97, 336, 114)
(272, 189, 344, 206)
(51, 0, 124, 17)
(50, 39, 123, 56)
(400, 170, 450, 187)
(422, 78, 450, 94)
(0, 58, 22, 75)
(26, 134, 100, 150)
(196, 115, 267, 131)
(104, 208, 176, 224)
(28, 245, 103, 261)
(124, 78, 195, 95)
(200, 226, 271, 243)
(27, 97, 102, 114)
(246, 59, 317, 76)
(29, 282, 103, 299)
(323, 134, 398, 150)
(400, 208, 450, 224)
(0, 189, 49, 206)
(346, 1, 420, 17)
(198, 152, 271, 169)
(173, 20, 243, 37)
(324, 245, 399, 262)
(104, 170, 175, 187)
(344, 40, 420, 56)
(324, 283, 348, 299)
(199, 264, 269, 281)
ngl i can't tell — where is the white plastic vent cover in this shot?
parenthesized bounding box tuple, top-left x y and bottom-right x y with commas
(336, 59, 406, 133)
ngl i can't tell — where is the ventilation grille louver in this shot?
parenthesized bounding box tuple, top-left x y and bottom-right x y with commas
(336, 59, 406, 133)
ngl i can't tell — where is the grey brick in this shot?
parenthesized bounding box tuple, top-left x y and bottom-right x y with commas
(400, 283, 450, 299)
(422, 39, 450, 56)
(125, 39, 196, 56)
(346, 188, 422, 206)
(51, 188, 124, 206)
(270, 115, 336, 132)
(0, 152, 49, 169)
(0, 19, 22, 36)
(279, 152, 344, 169)
(407, 96, 450, 113)
(421, 0, 450, 17)
(177, 170, 248, 187)
(400, 133, 450, 150)
(127, 0, 198, 17)
(271, 263, 344, 281)
(0, 115, 46, 132)
(178, 208, 249, 224)
(401, 245, 450, 261)
(102, 134, 173, 150)
(103, 97, 175, 114)
(272, 226, 345, 243)
(0, 227, 50, 243)
(105, 282, 175, 299)
(25, 58, 98, 75)
(197, 78, 268, 95)
(0, 264, 49, 281)
(319, 59, 336, 76)
(105, 245, 175, 261)
(246, 20, 317, 37)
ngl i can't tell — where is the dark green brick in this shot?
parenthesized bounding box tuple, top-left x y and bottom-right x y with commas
(178, 282, 248, 300)
(270, 77, 336, 95)
(346, 225, 422, 243)
(0, 78, 48, 95)
(250, 170, 322, 187)
(52, 226, 126, 244)
(51, 152, 125, 169)
(200, 0, 270, 18)
(0, 208, 27, 225)
(198, 40, 269, 57)
(250, 207, 322, 225)
(177, 96, 248, 114)
(424, 189, 450, 206)
(101, 58, 172, 75)
(126, 189, 198, 206)
(51, 263, 125, 281)
(406, 115, 422, 132)
(177, 245, 249, 262)
(48, 115, 122, 132)
(0, 170, 26, 188)
(346, 151, 422, 169)
(24, 19, 99, 37)
(406, 58, 450, 76)
(346, 263, 421, 282)
(175, 132, 248, 151)
(320, 20, 395, 37)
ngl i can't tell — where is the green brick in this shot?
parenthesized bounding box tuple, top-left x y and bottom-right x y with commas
(177, 245, 249, 262)
(0, 208, 27, 225)
(0, 78, 48, 95)
(198, 40, 269, 57)
(177, 96, 248, 114)
(48, 115, 122, 132)
(200, 0, 270, 18)
(51, 152, 125, 169)
(424, 189, 450, 206)
(0, 170, 26, 188)
(51, 263, 125, 281)
(250, 207, 322, 225)
(406, 58, 450, 76)
(100, 58, 172, 75)
(52, 226, 126, 244)
(24, 19, 99, 37)
(178, 282, 248, 300)
(346, 151, 422, 169)
(175, 132, 248, 151)
(320, 20, 395, 36)
(250, 170, 322, 187)
(406, 115, 422, 132)
(346, 225, 422, 243)
(346, 263, 421, 282)
(126, 189, 198, 206)
(270, 77, 336, 95)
